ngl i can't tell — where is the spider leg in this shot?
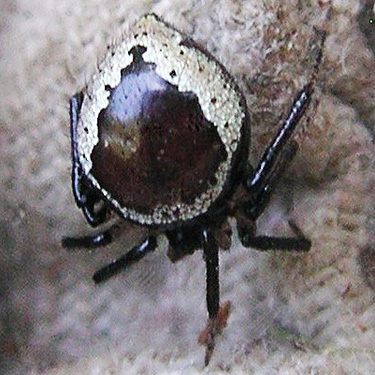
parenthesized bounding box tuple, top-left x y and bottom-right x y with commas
(199, 228, 231, 366)
(81, 190, 110, 227)
(92, 236, 157, 284)
(238, 220, 311, 251)
(238, 122, 311, 252)
(245, 140, 298, 221)
(203, 229, 220, 320)
(246, 84, 312, 216)
(245, 20, 328, 217)
(62, 224, 119, 249)
(70, 92, 109, 227)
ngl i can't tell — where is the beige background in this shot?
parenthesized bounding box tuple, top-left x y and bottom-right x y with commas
(1, 0, 375, 374)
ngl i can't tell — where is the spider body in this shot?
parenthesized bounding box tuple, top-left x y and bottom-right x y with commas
(63, 13, 325, 365)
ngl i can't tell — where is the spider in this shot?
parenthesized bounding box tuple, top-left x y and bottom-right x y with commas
(62, 13, 327, 365)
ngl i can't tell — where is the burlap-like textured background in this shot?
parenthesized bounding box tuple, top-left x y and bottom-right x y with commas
(1, 0, 375, 374)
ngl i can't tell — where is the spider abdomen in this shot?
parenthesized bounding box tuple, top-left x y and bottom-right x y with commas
(91, 57, 227, 218)
(76, 14, 249, 225)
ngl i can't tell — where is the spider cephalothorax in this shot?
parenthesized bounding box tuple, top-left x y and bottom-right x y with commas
(62, 13, 327, 365)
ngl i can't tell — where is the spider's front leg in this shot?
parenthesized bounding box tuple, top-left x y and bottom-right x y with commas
(70, 92, 110, 227)
(62, 93, 114, 250)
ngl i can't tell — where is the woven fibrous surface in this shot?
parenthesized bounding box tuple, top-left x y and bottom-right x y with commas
(1, 1, 375, 374)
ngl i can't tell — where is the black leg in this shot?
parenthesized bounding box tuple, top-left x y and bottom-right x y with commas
(245, 140, 298, 221)
(198, 229, 231, 366)
(247, 85, 312, 196)
(202, 229, 220, 320)
(239, 220, 311, 252)
(241, 234, 311, 252)
(92, 236, 157, 284)
(62, 224, 118, 249)
(70, 92, 86, 208)
(245, 22, 328, 220)
(70, 92, 109, 227)
(81, 190, 110, 227)
(201, 228, 219, 366)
